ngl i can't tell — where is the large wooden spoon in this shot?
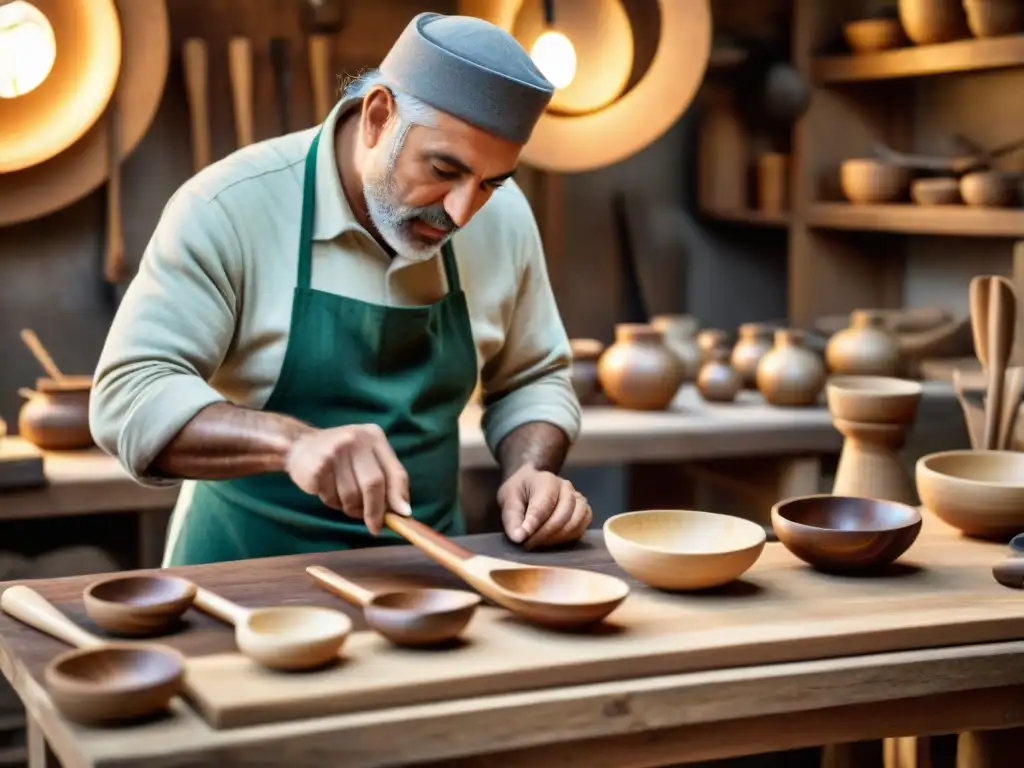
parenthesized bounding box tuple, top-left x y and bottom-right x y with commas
(191, 586, 350, 669)
(984, 277, 1016, 449)
(0, 585, 184, 725)
(383, 514, 630, 629)
(307, 565, 480, 646)
(19, 328, 65, 382)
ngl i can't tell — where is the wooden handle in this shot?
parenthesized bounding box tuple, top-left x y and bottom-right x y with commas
(970, 275, 991, 368)
(19, 328, 64, 381)
(308, 35, 333, 124)
(182, 38, 211, 173)
(385, 513, 475, 574)
(269, 37, 291, 135)
(104, 87, 124, 283)
(952, 369, 982, 450)
(984, 277, 1016, 449)
(306, 566, 374, 607)
(998, 367, 1023, 450)
(0, 586, 103, 650)
(227, 37, 254, 148)
(192, 587, 249, 626)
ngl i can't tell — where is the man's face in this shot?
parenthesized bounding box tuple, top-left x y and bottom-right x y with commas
(360, 87, 522, 261)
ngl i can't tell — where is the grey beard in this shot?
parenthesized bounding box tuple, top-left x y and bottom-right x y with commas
(363, 174, 458, 262)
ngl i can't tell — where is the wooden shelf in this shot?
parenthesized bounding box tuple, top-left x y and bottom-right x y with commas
(806, 203, 1024, 237)
(812, 35, 1024, 83)
(701, 207, 791, 228)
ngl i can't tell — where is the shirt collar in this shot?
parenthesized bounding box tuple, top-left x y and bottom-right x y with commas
(311, 95, 366, 242)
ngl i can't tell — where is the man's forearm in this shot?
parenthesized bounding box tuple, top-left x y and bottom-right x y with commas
(150, 402, 315, 480)
(496, 421, 571, 481)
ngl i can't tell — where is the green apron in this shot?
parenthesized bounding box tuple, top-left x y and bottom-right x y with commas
(166, 128, 477, 566)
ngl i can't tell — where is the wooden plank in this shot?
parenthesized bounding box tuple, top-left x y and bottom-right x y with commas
(0, 512, 1022, 733)
(813, 35, 1024, 84)
(807, 203, 1024, 238)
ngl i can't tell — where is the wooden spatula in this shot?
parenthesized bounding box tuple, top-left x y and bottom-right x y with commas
(984, 277, 1016, 449)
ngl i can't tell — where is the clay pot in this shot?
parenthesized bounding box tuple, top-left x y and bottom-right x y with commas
(650, 315, 701, 382)
(569, 338, 605, 405)
(755, 330, 826, 407)
(825, 309, 902, 377)
(840, 159, 910, 204)
(731, 323, 774, 388)
(18, 377, 94, 450)
(698, 348, 743, 403)
(898, 0, 968, 44)
(597, 324, 686, 411)
(697, 329, 728, 365)
(963, 0, 1024, 37)
(960, 170, 1015, 207)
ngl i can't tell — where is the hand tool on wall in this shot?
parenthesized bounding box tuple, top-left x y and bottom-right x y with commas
(304, 0, 346, 123)
(182, 38, 212, 173)
(269, 37, 292, 135)
(228, 36, 254, 148)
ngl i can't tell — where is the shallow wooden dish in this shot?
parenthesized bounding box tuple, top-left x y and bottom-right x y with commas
(83, 574, 196, 637)
(840, 159, 910, 204)
(771, 495, 922, 572)
(843, 18, 905, 52)
(960, 170, 1015, 207)
(911, 177, 961, 205)
(916, 450, 1024, 538)
(603, 510, 766, 590)
(826, 375, 923, 424)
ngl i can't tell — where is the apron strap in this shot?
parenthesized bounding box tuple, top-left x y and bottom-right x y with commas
(441, 240, 461, 293)
(296, 129, 322, 291)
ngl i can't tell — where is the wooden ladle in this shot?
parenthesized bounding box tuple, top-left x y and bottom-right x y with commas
(0, 586, 184, 725)
(384, 514, 630, 629)
(83, 574, 196, 637)
(19, 328, 65, 382)
(306, 565, 480, 646)
(191, 586, 351, 670)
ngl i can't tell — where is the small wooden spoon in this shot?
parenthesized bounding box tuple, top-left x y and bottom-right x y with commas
(19, 328, 65, 382)
(0, 585, 184, 725)
(306, 565, 480, 646)
(191, 586, 350, 670)
(384, 514, 630, 629)
(83, 574, 196, 637)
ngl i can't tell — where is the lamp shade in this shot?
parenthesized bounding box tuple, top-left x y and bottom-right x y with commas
(467, 0, 712, 173)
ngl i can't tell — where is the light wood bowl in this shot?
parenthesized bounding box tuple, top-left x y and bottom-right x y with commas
(916, 450, 1024, 538)
(963, 0, 1024, 37)
(898, 0, 968, 44)
(840, 159, 910, 204)
(771, 495, 922, 572)
(843, 18, 906, 52)
(826, 375, 923, 424)
(911, 177, 961, 205)
(960, 170, 1015, 207)
(83, 575, 196, 637)
(603, 510, 766, 590)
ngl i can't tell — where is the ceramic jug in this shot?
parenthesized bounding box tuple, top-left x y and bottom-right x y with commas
(731, 323, 774, 388)
(756, 329, 826, 407)
(18, 378, 94, 450)
(698, 348, 742, 403)
(825, 309, 902, 376)
(651, 314, 701, 382)
(597, 324, 686, 410)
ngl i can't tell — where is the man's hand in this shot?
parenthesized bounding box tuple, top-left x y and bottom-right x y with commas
(497, 465, 592, 549)
(285, 423, 411, 535)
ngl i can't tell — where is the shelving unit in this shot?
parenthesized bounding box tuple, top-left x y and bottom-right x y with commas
(698, 0, 1024, 328)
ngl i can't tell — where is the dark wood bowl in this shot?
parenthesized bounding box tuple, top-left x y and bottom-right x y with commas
(771, 495, 922, 572)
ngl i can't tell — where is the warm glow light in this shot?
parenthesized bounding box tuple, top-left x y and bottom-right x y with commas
(531, 30, 576, 89)
(0, 1, 57, 99)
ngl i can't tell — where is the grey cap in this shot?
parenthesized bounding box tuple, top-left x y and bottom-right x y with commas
(379, 12, 555, 144)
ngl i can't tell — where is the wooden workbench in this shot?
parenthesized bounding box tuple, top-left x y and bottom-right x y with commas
(0, 509, 1021, 768)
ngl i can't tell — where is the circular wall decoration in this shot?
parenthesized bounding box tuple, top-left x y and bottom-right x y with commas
(0, 0, 121, 173)
(0, 0, 170, 226)
(478, 0, 713, 174)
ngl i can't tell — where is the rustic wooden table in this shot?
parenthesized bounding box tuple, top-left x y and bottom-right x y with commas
(0, 509, 1021, 768)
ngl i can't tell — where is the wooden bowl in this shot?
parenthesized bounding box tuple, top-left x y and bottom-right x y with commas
(604, 510, 767, 590)
(960, 170, 1015, 207)
(84, 575, 196, 637)
(898, 0, 968, 44)
(963, 0, 1024, 37)
(44, 643, 184, 725)
(916, 450, 1024, 538)
(843, 18, 906, 52)
(771, 495, 922, 572)
(911, 177, 961, 205)
(826, 375, 923, 424)
(840, 159, 910, 204)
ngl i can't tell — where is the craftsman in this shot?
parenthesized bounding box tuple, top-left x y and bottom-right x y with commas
(89, 13, 590, 566)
